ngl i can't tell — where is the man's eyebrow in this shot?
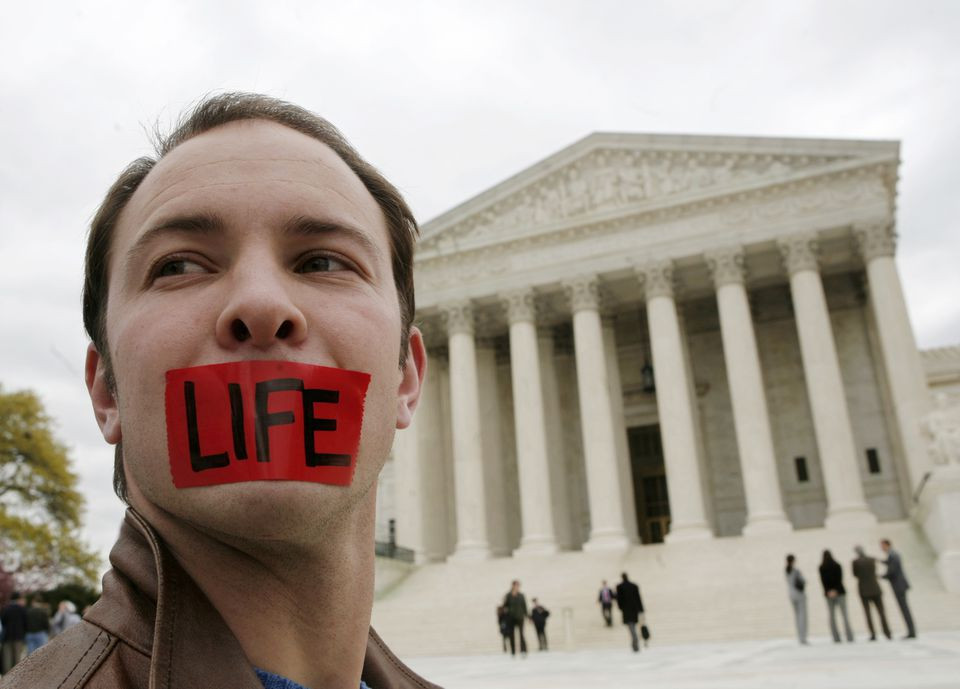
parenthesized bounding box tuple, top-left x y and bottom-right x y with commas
(125, 214, 225, 266)
(283, 216, 384, 261)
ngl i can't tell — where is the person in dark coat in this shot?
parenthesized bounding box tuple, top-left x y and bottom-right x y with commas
(852, 545, 891, 640)
(818, 550, 854, 642)
(0, 592, 28, 673)
(529, 598, 550, 651)
(615, 572, 645, 652)
(496, 605, 510, 653)
(880, 538, 917, 639)
(24, 597, 51, 654)
(598, 580, 616, 627)
(503, 580, 528, 656)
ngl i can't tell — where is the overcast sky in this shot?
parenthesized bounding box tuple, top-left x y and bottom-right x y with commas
(2, 0, 959, 577)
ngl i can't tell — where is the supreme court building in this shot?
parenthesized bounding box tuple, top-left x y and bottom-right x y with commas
(383, 132, 948, 565)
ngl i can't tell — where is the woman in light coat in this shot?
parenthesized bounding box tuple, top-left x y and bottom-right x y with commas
(785, 554, 808, 644)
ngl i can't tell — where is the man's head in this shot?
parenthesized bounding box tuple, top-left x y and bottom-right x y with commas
(854, 545, 865, 557)
(880, 539, 892, 553)
(621, 572, 629, 582)
(511, 580, 520, 592)
(83, 93, 425, 543)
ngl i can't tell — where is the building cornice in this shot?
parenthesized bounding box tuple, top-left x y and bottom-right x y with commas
(416, 155, 896, 266)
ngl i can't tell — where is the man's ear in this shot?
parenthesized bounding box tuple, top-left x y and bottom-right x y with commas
(396, 326, 427, 430)
(85, 342, 122, 444)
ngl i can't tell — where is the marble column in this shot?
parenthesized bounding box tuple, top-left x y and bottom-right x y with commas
(854, 221, 934, 492)
(705, 246, 792, 535)
(778, 233, 876, 528)
(502, 288, 559, 555)
(441, 300, 492, 560)
(563, 275, 631, 550)
(393, 345, 450, 563)
(539, 326, 575, 549)
(635, 260, 713, 541)
(391, 420, 423, 559)
(476, 339, 511, 556)
(602, 315, 640, 544)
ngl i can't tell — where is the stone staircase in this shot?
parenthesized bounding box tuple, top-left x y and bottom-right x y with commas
(371, 520, 960, 657)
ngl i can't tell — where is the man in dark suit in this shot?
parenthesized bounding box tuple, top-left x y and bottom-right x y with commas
(503, 580, 529, 656)
(852, 545, 891, 640)
(529, 598, 550, 651)
(881, 539, 917, 639)
(615, 572, 645, 652)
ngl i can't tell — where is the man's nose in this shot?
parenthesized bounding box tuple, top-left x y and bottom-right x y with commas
(215, 270, 308, 350)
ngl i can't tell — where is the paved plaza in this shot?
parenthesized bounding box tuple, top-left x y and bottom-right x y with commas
(404, 631, 960, 689)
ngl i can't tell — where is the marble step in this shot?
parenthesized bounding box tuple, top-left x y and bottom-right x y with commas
(371, 520, 960, 656)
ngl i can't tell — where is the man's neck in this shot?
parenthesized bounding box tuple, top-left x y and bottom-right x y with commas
(130, 485, 376, 689)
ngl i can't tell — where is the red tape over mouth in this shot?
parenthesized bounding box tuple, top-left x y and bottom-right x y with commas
(165, 361, 371, 488)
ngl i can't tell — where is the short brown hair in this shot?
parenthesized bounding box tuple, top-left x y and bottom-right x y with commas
(83, 92, 420, 502)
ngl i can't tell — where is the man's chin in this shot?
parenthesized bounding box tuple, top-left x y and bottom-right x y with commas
(150, 480, 358, 545)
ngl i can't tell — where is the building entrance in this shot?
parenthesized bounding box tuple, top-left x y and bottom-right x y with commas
(627, 425, 671, 543)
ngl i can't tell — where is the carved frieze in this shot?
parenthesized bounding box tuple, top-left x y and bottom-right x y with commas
(777, 232, 821, 276)
(635, 260, 675, 300)
(854, 221, 897, 261)
(421, 149, 846, 252)
(704, 246, 746, 287)
(415, 316, 446, 349)
(563, 275, 601, 313)
(439, 300, 474, 336)
(923, 394, 960, 466)
(500, 288, 538, 324)
(416, 172, 890, 296)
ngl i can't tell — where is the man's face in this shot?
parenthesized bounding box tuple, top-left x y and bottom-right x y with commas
(87, 120, 423, 543)
(881, 541, 890, 553)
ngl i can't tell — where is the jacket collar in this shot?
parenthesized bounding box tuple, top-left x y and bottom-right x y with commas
(85, 509, 439, 689)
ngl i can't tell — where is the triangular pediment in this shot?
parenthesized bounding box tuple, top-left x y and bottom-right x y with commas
(419, 132, 898, 253)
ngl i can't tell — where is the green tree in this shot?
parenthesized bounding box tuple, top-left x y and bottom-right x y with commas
(0, 386, 100, 593)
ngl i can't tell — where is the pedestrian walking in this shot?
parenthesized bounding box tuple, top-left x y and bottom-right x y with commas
(880, 539, 917, 639)
(818, 550, 854, 642)
(852, 545, 892, 640)
(0, 592, 28, 674)
(503, 580, 528, 656)
(598, 580, 616, 627)
(24, 597, 51, 655)
(615, 572, 645, 652)
(785, 554, 808, 645)
(530, 598, 550, 651)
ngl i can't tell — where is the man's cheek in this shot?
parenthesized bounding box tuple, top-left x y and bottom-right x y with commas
(164, 361, 371, 488)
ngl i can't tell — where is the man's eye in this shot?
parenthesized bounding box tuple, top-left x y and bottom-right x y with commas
(155, 258, 206, 278)
(297, 254, 349, 273)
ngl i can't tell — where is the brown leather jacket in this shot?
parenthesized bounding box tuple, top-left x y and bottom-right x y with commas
(0, 509, 440, 689)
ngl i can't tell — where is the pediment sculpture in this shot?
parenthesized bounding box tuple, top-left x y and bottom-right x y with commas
(421, 147, 852, 251)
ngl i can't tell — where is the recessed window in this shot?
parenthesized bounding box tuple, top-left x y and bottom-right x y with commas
(794, 456, 809, 483)
(866, 448, 881, 474)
